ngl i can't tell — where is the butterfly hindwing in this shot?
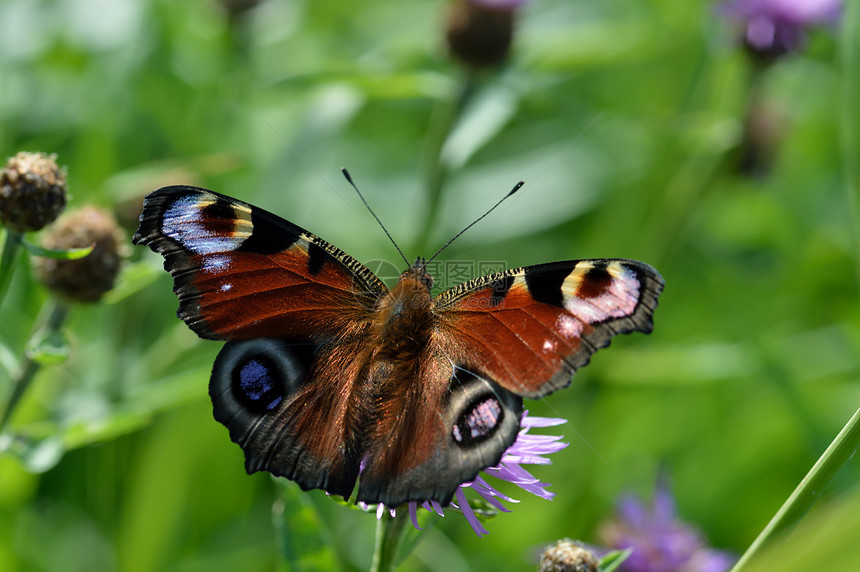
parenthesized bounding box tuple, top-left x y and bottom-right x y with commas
(206, 288, 523, 507)
(355, 344, 523, 506)
(434, 259, 664, 398)
(209, 336, 374, 498)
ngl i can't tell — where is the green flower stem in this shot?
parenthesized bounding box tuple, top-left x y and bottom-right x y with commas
(0, 301, 68, 430)
(370, 511, 410, 572)
(0, 359, 38, 431)
(0, 230, 23, 308)
(415, 70, 478, 255)
(731, 407, 860, 572)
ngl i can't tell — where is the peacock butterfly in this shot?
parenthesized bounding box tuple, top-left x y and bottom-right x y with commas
(132, 184, 664, 507)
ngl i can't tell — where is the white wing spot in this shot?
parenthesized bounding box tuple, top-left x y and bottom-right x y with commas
(203, 254, 232, 273)
(556, 314, 583, 338)
(163, 195, 249, 255)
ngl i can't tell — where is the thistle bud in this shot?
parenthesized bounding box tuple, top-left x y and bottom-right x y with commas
(721, 0, 843, 65)
(538, 539, 599, 572)
(0, 152, 68, 233)
(445, 0, 525, 69)
(737, 98, 786, 176)
(217, 0, 260, 20)
(34, 206, 123, 303)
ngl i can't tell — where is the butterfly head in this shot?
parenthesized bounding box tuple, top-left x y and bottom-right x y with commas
(402, 257, 433, 292)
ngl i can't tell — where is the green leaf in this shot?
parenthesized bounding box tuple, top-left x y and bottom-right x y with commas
(738, 485, 860, 572)
(731, 407, 860, 571)
(60, 412, 153, 450)
(395, 508, 440, 567)
(0, 433, 65, 474)
(441, 84, 518, 171)
(0, 230, 23, 308)
(458, 497, 500, 523)
(273, 479, 339, 572)
(22, 240, 94, 260)
(102, 261, 162, 304)
(1, 411, 154, 473)
(26, 326, 70, 366)
(600, 548, 633, 572)
(326, 493, 370, 512)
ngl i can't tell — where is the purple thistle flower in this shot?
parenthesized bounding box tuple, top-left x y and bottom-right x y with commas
(721, 0, 843, 59)
(363, 411, 568, 537)
(598, 478, 735, 572)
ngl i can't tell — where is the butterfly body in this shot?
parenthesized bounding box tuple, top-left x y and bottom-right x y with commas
(134, 185, 664, 507)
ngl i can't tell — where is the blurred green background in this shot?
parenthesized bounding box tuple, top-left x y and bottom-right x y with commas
(1, 0, 859, 570)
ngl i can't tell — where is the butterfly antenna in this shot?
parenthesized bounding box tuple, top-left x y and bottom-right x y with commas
(426, 180, 524, 264)
(341, 168, 410, 267)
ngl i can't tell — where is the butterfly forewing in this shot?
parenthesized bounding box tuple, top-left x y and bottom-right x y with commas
(434, 259, 664, 398)
(133, 186, 386, 340)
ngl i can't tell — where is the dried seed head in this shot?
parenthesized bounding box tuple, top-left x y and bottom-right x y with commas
(34, 206, 123, 303)
(538, 539, 599, 572)
(0, 152, 68, 233)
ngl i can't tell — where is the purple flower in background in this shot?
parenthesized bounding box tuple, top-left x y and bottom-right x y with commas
(364, 412, 568, 537)
(598, 478, 735, 572)
(721, 0, 843, 60)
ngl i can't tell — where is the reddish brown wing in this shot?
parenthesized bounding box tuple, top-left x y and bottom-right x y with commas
(355, 340, 524, 507)
(133, 186, 387, 499)
(357, 259, 662, 507)
(208, 336, 376, 499)
(132, 186, 386, 340)
(433, 259, 664, 398)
